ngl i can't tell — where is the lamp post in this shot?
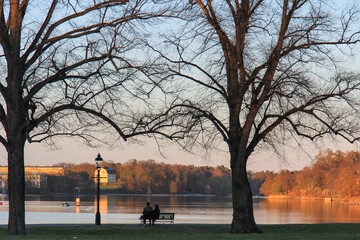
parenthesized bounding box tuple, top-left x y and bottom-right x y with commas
(95, 153, 103, 225)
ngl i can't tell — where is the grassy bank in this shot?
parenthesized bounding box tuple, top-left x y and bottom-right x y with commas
(0, 224, 359, 240)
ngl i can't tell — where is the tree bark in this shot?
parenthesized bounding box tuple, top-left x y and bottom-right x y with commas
(6, 59, 27, 235)
(230, 150, 262, 233)
(6, 102, 26, 234)
(7, 140, 26, 235)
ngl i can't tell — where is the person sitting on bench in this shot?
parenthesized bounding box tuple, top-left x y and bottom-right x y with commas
(152, 204, 160, 225)
(142, 202, 153, 224)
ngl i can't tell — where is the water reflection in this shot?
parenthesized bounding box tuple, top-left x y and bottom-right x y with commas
(0, 195, 359, 224)
(256, 198, 360, 224)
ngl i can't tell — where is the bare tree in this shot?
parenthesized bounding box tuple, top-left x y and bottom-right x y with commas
(149, 0, 360, 233)
(0, 0, 181, 235)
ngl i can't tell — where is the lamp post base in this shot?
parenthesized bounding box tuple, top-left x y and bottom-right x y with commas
(95, 211, 101, 225)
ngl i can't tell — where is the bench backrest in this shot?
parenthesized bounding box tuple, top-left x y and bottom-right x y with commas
(158, 213, 175, 220)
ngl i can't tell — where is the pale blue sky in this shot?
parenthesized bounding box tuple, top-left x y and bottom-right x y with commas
(0, 0, 359, 172)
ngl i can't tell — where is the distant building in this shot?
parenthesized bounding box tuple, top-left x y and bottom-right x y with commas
(0, 166, 65, 176)
(0, 166, 66, 189)
(0, 170, 6, 192)
(94, 167, 116, 183)
(26, 173, 46, 189)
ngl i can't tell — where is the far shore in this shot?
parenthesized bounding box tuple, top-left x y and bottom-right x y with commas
(266, 195, 360, 204)
(5, 193, 359, 205)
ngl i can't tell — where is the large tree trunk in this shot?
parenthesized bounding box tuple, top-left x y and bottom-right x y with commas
(7, 140, 26, 235)
(6, 63, 27, 235)
(230, 151, 262, 234)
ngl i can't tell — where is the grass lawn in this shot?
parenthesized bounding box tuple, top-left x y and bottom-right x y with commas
(0, 224, 359, 240)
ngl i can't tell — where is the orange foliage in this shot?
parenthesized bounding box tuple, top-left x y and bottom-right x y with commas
(260, 149, 360, 200)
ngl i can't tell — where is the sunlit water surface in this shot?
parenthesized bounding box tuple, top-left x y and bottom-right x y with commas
(0, 195, 360, 224)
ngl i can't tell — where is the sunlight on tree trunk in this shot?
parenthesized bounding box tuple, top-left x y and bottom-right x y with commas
(231, 156, 262, 233)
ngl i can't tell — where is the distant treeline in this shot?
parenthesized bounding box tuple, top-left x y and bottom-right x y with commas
(65, 160, 233, 195)
(24, 159, 264, 196)
(23, 149, 359, 199)
(260, 150, 360, 200)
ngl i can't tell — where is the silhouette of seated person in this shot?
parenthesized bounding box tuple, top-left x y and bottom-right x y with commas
(142, 202, 153, 224)
(151, 204, 160, 225)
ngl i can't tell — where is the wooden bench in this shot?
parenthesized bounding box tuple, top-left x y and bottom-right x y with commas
(156, 213, 175, 224)
(140, 212, 175, 224)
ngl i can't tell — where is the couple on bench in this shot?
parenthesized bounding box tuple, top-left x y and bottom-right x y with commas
(141, 202, 160, 225)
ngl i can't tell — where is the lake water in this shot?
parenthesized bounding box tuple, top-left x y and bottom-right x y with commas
(0, 195, 360, 225)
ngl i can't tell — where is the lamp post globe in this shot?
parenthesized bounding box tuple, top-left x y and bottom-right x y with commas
(95, 153, 103, 168)
(95, 153, 103, 225)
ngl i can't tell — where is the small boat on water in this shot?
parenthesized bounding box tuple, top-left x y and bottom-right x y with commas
(61, 202, 70, 207)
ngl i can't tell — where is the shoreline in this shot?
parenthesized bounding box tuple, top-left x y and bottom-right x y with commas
(21, 193, 229, 198)
(265, 195, 360, 204)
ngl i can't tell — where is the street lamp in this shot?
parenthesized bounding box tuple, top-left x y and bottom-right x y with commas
(95, 153, 103, 225)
